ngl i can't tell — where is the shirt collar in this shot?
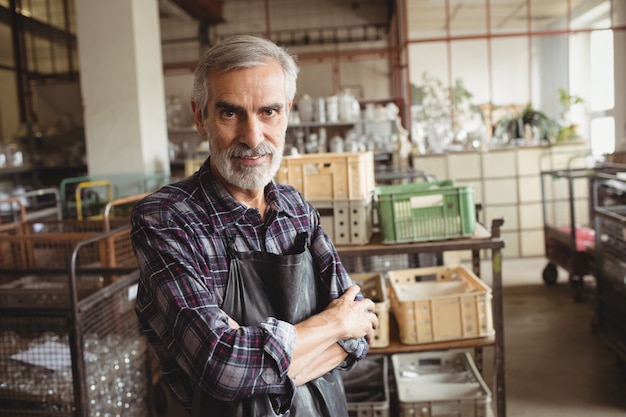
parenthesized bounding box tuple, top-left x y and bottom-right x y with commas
(197, 158, 295, 232)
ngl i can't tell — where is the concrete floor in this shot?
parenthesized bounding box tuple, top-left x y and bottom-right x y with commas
(482, 256, 626, 417)
(157, 256, 626, 417)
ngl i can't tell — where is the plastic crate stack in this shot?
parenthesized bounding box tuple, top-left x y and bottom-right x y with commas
(276, 151, 376, 246)
(375, 179, 476, 244)
(339, 265, 495, 417)
(391, 349, 491, 417)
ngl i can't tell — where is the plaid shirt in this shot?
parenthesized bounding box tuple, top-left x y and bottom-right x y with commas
(131, 158, 367, 411)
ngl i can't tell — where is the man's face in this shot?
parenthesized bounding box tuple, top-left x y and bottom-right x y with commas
(193, 61, 291, 191)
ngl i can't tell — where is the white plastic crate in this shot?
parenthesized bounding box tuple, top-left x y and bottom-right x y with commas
(314, 197, 373, 245)
(392, 350, 492, 417)
(342, 355, 390, 417)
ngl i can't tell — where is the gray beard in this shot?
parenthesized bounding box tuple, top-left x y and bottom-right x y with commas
(210, 140, 283, 190)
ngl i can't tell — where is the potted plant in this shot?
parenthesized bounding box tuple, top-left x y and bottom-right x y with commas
(556, 88, 585, 144)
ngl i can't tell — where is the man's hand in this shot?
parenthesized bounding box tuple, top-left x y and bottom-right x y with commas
(318, 285, 378, 342)
(288, 285, 378, 384)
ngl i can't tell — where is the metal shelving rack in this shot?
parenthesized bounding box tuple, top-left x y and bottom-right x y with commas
(592, 172, 626, 373)
(335, 219, 506, 417)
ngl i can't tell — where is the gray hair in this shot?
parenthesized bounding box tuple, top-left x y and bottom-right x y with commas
(192, 35, 299, 116)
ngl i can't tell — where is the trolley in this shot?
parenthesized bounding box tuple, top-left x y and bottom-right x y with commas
(0, 187, 62, 224)
(539, 153, 595, 291)
(540, 151, 626, 300)
(0, 193, 147, 270)
(592, 171, 626, 373)
(0, 227, 151, 417)
(60, 173, 167, 220)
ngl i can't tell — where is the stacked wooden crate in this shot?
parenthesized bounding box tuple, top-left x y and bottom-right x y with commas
(276, 151, 376, 245)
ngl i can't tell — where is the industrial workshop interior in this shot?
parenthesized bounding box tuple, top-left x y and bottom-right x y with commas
(0, 0, 625, 416)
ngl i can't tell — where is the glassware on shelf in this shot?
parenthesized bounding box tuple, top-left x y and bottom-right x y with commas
(329, 134, 344, 153)
(295, 130, 306, 154)
(166, 95, 183, 129)
(297, 94, 314, 123)
(315, 97, 326, 123)
(318, 127, 327, 151)
(306, 133, 319, 153)
(326, 96, 339, 122)
(338, 89, 360, 122)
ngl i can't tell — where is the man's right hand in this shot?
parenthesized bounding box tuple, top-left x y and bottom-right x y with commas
(319, 284, 378, 342)
(288, 284, 378, 384)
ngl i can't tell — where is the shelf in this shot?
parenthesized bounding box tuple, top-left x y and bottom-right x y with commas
(0, 165, 33, 175)
(335, 220, 506, 417)
(288, 118, 399, 129)
(370, 314, 496, 356)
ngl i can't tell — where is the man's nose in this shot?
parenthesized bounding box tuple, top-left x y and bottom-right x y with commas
(238, 116, 264, 149)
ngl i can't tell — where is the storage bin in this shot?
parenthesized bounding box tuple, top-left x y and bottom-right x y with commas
(314, 197, 373, 245)
(388, 265, 493, 344)
(341, 355, 390, 417)
(350, 272, 389, 348)
(391, 350, 492, 417)
(375, 180, 476, 244)
(276, 151, 375, 200)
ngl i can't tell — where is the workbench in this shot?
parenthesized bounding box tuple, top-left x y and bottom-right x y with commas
(335, 219, 506, 417)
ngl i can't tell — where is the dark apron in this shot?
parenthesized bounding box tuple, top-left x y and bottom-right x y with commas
(191, 233, 348, 417)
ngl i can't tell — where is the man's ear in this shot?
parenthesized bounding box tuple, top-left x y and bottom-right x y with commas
(191, 100, 207, 135)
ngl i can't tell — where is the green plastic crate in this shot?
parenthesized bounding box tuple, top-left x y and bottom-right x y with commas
(375, 180, 476, 244)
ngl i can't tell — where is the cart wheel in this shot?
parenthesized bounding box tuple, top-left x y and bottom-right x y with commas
(542, 262, 558, 286)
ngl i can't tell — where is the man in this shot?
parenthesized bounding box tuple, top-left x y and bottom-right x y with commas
(131, 35, 378, 416)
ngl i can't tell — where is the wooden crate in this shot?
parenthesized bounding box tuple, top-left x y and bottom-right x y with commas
(275, 151, 375, 200)
(388, 265, 493, 344)
(350, 272, 389, 348)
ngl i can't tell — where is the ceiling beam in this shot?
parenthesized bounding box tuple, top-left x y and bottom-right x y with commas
(169, 0, 224, 24)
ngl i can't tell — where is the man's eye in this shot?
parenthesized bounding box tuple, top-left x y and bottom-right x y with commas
(222, 110, 236, 118)
(264, 109, 276, 116)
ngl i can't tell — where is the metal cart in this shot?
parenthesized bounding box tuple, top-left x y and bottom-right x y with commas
(0, 192, 147, 270)
(0, 225, 151, 417)
(539, 151, 625, 300)
(592, 171, 626, 374)
(0, 187, 62, 224)
(540, 156, 595, 291)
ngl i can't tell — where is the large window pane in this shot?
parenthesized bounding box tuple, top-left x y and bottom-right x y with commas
(450, 0, 487, 37)
(408, 42, 448, 87)
(570, 0, 612, 30)
(407, 0, 447, 40)
(590, 30, 614, 112)
(530, 0, 569, 32)
(590, 117, 615, 155)
(450, 39, 489, 104)
(531, 34, 568, 121)
(491, 1, 527, 35)
(491, 36, 530, 107)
